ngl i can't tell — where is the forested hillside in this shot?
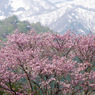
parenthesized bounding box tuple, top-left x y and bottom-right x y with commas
(0, 15, 52, 41)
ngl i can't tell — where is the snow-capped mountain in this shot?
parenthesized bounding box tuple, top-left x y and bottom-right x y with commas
(0, 0, 57, 16)
(51, 0, 95, 34)
(0, 0, 95, 34)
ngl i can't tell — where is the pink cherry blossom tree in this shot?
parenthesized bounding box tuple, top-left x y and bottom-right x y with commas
(0, 30, 95, 95)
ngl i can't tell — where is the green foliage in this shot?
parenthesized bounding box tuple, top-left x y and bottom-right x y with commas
(33, 85, 40, 95)
(17, 21, 30, 33)
(0, 90, 5, 95)
(31, 22, 52, 33)
(0, 15, 18, 40)
(0, 15, 52, 41)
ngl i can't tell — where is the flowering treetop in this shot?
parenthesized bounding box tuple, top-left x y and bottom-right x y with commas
(0, 30, 95, 95)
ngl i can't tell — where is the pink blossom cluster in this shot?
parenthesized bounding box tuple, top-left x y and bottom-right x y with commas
(0, 31, 95, 95)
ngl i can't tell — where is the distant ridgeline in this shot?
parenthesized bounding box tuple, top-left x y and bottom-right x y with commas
(0, 15, 52, 41)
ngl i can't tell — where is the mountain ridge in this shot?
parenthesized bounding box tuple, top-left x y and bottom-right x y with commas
(0, 0, 95, 34)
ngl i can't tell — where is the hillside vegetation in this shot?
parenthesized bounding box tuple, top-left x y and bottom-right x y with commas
(0, 15, 52, 41)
